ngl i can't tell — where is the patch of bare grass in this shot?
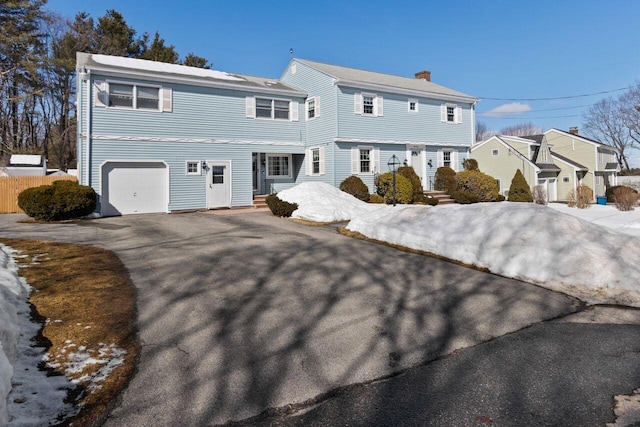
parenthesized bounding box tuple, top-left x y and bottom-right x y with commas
(0, 238, 137, 426)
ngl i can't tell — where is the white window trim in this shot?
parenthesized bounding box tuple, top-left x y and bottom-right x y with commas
(351, 145, 380, 175)
(105, 80, 163, 112)
(408, 98, 419, 113)
(441, 103, 462, 124)
(306, 146, 326, 176)
(266, 153, 293, 179)
(355, 92, 383, 117)
(492, 149, 499, 156)
(185, 161, 202, 176)
(306, 96, 320, 121)
(562, 176, 570, 183)
(253, 97, 296, 121)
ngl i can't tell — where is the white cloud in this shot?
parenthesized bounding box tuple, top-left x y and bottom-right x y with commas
(479, 102, 531, 118)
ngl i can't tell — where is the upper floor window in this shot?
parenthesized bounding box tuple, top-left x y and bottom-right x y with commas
(441, 103, 462, 124)
(408, 99, 418, 113)
(246, 97, 298, 121)
(306, 96, 320, 120)
(108, 83, 160, 111)
(93, 80, 172, 112)
(354, 93, 383, 117)
(492, 149, 499, 156)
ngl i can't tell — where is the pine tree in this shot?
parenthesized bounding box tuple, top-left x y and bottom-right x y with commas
(507, 169, 533, 202)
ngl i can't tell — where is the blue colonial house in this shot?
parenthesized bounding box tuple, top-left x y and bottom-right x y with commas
(76, 53, 477, 215)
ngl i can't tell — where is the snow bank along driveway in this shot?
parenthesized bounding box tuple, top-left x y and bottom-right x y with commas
(280, 183, 640, 308)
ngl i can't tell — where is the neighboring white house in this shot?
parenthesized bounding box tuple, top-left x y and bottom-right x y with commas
(0, 155, 47, 177)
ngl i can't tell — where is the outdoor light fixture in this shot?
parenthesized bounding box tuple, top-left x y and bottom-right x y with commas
(403, 158, 408, 167)
(387, 155, 401, 206)
(202, 161, 207, 169)
(428, 159, 433, 168)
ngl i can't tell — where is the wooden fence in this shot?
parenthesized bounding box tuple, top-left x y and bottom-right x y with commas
(0, 175, 78, 214)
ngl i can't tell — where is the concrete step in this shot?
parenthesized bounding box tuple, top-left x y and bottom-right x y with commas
(253, 195, 269, 208)
(424, 191, 455, 205)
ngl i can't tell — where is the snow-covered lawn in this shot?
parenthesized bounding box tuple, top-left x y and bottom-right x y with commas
(279, 182, 640, 308)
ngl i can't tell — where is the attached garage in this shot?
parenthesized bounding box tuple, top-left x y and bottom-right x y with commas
(101, 161, 168, 216)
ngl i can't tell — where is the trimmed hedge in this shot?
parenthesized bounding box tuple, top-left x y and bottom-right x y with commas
(18, 180, 97, 221)
(508, 170, 533, 202)
(375, 172, 413, 204)
(265, 194, 298, 217)
(368, 194, 384, 204)
(463, 158, 479, 171)
(454, 170, 500, 202)
(340, 175, 370, 202)
(397, 166, 422, 197)
(434, 167, 456, 194)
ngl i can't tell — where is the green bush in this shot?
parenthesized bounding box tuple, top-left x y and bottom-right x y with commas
(368, 194, 384, 204)
(463, 158, 479, 171)
(606, 185, 637, 203)
(434, 167, 457, 194)
(375, 172, 413, 204)
(507, 170, 533, 202)
(339, 175, 370, 202)
(397, 166, 423, 197)
(265, 194, 298, 217)
(496, 194, 506, 202)
(451, 190, 480, 204)
(414, 193, 439, 206)
(18, 180, 96, 221)
(455, 170, 500, 202)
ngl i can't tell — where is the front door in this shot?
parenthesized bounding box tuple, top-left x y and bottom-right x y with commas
(207, 160, 231, 208)
(408, 145, 425, 191)
(547, 178, 557, 201)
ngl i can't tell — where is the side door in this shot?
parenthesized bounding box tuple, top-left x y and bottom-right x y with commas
(206, 160, 231, 208)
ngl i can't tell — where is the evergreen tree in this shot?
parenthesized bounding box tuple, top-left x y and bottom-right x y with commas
(507, 169, 533, 202)
(182, 52, 212, 69)
(140, 31, 179, 63)
(95, 9, 141, 57)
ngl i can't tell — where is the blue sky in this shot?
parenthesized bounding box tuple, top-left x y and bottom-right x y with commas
(48, 0, 640, 138)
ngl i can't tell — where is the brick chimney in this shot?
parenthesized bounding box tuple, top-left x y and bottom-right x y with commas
(415, 70, 431, 82)
(569, 126, 579, 135)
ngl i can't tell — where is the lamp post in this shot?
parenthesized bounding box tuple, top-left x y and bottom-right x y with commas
(387, 155, 401, 206)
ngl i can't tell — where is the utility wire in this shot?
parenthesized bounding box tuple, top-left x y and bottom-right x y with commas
(478, 85, 634, 101)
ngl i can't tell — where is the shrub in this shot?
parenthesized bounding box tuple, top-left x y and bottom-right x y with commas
(613, 186, 639, 211)
(451, 190, 480, 204)
(339, 175, 370, 202)
(434, 167, 457, 194)
(576, 185, 593, 209)
(414, 193, 439, 206)
(368, 194, 384, 204)
(265, 194, 298, 217)
(397, 166, 423, 197)
(606, 185, 637, 203)
(18, 180, 96, 221)
(567, 189, 577, 207)
(455, 170, 500, 202)
(496, 194, 506, 202)
(507, 170, 533, 202)
(376, 172, 413, 204)
(463, 158, 479, 171)
(533, 185, 547, 205)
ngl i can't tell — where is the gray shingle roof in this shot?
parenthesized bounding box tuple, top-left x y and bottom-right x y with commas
(550, 151, 588, 170)
(604, 162, 619, 170)
(295, 59, 477, 102)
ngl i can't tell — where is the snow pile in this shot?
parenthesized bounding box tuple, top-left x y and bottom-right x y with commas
(278, 182, 383, 222)
(279, 183, 640, 307)
(0, 245, 76, 426)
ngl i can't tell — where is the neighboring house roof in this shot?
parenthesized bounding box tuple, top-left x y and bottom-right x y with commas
(550, 151, 588, 171)
(544, 128, 619, 152)
(535, 163, 561, 172)
(522, 134, 544, 144)
(77, 52, 306, 97)
(292, 58, 478, 103)
(10, 154, 43, 166)
(604, 162, 620, 171)
(472, 135, 539, 170)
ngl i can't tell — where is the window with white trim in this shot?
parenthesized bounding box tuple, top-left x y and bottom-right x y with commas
(306, 96, 320, 120)
(443, 151, 451, 168)
(266, 154, 292, 179)
(441, 103, 462, 124)
(351, 146, 379, 175)
(408, 99, 418, 113)
(306, 147, 325, 176)
(255, 98, 291, 120)
(595, 175, 603, 185)
(598, 150, 604, 164)
(354, 93, 383, 117)
(108, 83, 160, 111)
(186, 161, 201, 176)
(492, 149, 499, 156)
(563, 176, 570, 183)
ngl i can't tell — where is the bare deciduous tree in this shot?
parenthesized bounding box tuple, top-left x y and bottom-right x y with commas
(499, 122, 543, 137)
(475, 121, 496, 142)
(583, 95, 633, 170)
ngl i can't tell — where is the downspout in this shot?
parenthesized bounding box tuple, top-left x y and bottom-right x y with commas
(333, 81, 338, 187)
(78, 69, 91, 186)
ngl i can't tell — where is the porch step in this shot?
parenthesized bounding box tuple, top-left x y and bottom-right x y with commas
(424, 190, 456, 205)
(253, 194, 269, 209)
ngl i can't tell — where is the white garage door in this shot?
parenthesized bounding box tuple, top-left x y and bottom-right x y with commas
(102, 162, 167, 216)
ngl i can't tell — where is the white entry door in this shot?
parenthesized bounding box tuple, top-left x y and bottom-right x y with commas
(407, 145, 425, 191)
(207, 160, 231, 208)
(538, 178, 557, 202)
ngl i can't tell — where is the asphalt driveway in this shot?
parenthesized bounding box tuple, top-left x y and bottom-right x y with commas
(0, 211, 582, 426)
